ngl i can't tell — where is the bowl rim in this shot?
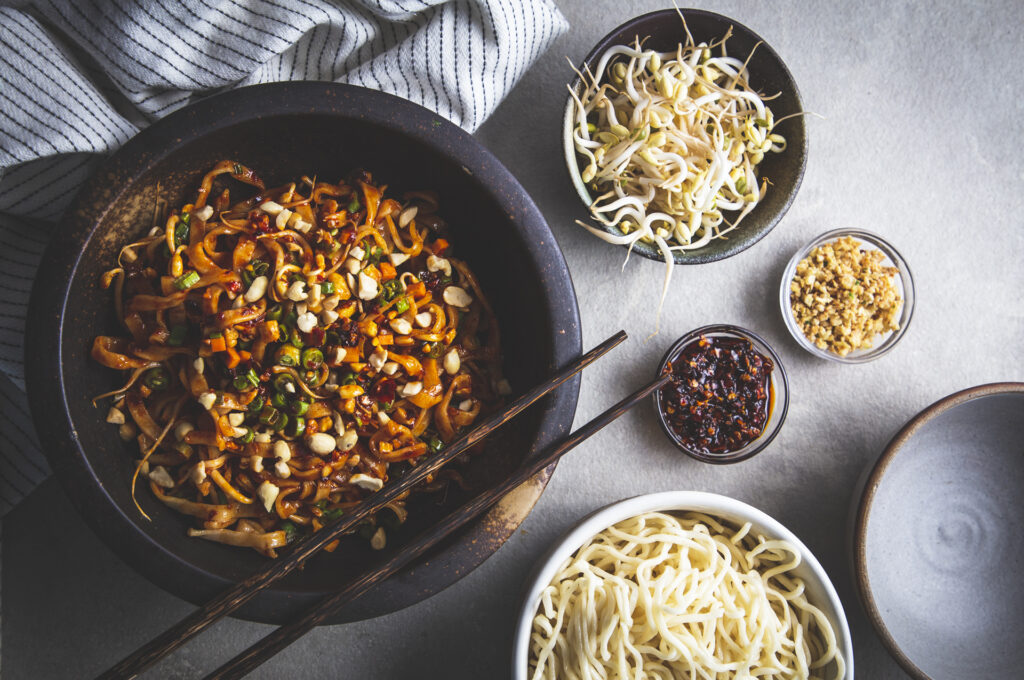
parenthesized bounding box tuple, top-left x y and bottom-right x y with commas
(23, 81, 584, 624)
(511, 490, 855, 679)
(779, 228, 915, 363)
(561, 7, 807, 265)
(852, 382, 1024, 680)
(653, 323, 790, 463)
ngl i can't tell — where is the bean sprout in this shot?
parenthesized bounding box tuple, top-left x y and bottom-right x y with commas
(569, 23, 787, 319)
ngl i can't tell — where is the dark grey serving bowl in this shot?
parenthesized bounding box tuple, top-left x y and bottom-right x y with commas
(564, 8, 807, 264)
(24, 82, 582, 625)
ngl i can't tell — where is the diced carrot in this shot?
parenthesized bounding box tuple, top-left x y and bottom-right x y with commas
(238, 350, 252, 361)
(380, 261, 397, 280)
(225, 347, 241, 369)
(408, 281, 427, 297)
(433, 238, 449, 254)
(376, 333, 394, 346)
(209, 336, 227, 353)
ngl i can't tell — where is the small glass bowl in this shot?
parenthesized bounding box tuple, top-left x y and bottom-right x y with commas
(779, 228, 915, 363)
(653, 324, 790, 464)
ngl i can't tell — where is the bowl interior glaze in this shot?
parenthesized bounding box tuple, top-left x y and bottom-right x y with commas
(26, 83, 582, 624)
(563, 9, 807, 265)
(856, 384, 1024, 679)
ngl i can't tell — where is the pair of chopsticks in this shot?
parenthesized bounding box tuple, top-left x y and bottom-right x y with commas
(102, 329, 666, 679)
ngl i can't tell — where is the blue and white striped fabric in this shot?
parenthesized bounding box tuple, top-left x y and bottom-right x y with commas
(0, 0, 568, 514)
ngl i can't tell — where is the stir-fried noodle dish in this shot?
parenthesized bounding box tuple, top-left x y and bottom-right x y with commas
(92, 161, 504, 557)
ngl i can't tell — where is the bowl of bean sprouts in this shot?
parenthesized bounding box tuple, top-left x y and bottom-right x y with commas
(564, 9, 807, 271)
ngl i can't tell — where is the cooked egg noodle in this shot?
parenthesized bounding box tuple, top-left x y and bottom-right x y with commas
(528, 511, 844, 680)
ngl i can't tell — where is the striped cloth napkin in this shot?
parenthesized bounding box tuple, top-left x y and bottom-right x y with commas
(0, 0, 568, 515)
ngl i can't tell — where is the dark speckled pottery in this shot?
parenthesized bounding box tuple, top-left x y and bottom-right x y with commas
(24, 82, 582, 625)
(563, 9, 807, 265)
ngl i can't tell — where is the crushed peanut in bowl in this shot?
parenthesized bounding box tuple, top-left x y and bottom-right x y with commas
(788, 236, 902, 357)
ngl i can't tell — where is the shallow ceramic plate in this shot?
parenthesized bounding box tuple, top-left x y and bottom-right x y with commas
(513, 491, 853, 678)
(854, 383, 1024, 679)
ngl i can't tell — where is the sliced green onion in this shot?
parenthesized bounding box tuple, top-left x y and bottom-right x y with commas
(394, 296, 410, 314)
(284, 416, 305, 438)
(320, 281, 334, 295)
(174, 270, 200, 291)
(174, 219, 190, 247)
(271, 391, 289, 409)
(289, 399, 309, 416)
(427, 436, 443, 453)
(347, 198, 360, 213)
(382, 279, 401, 301)
(301, 348, 323, 370)
(239, 428, 255, 444)
(166, 324, 187, 346)
(322, 507, 345, 522)
(280, 521, 297, 543)
(143, 367, 169, 391)
(247, 395, 264, 413)
(266, 305, 284, 322)
(275, 344, 301, 367)
(273, 374, 297, 394)
(341, 372, 357, 385)
(258, 406, 282, 427)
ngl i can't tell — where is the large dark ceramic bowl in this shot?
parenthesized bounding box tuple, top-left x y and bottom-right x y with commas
(24, 82, 582, 624)
(563, 9, 807, 264)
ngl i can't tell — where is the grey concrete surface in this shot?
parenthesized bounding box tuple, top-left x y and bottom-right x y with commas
(5, 0, 1023, 677)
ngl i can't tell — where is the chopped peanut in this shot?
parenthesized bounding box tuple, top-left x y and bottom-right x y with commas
(789, 236, 902, 356)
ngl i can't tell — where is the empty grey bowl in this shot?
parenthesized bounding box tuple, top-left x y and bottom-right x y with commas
(854, 383, 1024, 679)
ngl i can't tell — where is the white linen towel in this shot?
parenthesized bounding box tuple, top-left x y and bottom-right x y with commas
(0, 0, 568, 515)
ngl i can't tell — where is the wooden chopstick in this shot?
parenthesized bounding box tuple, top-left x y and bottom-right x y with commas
(204, 371, 671, 680)
(99, 330, 628, 680)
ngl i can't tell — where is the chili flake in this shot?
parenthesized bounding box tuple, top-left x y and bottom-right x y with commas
(659, 335, 773, 455)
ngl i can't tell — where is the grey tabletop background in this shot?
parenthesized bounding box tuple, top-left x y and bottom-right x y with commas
(5, 0, 1023, 677)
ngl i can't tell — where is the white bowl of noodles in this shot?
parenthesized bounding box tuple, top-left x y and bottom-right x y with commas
(513, 491, 853, 679)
